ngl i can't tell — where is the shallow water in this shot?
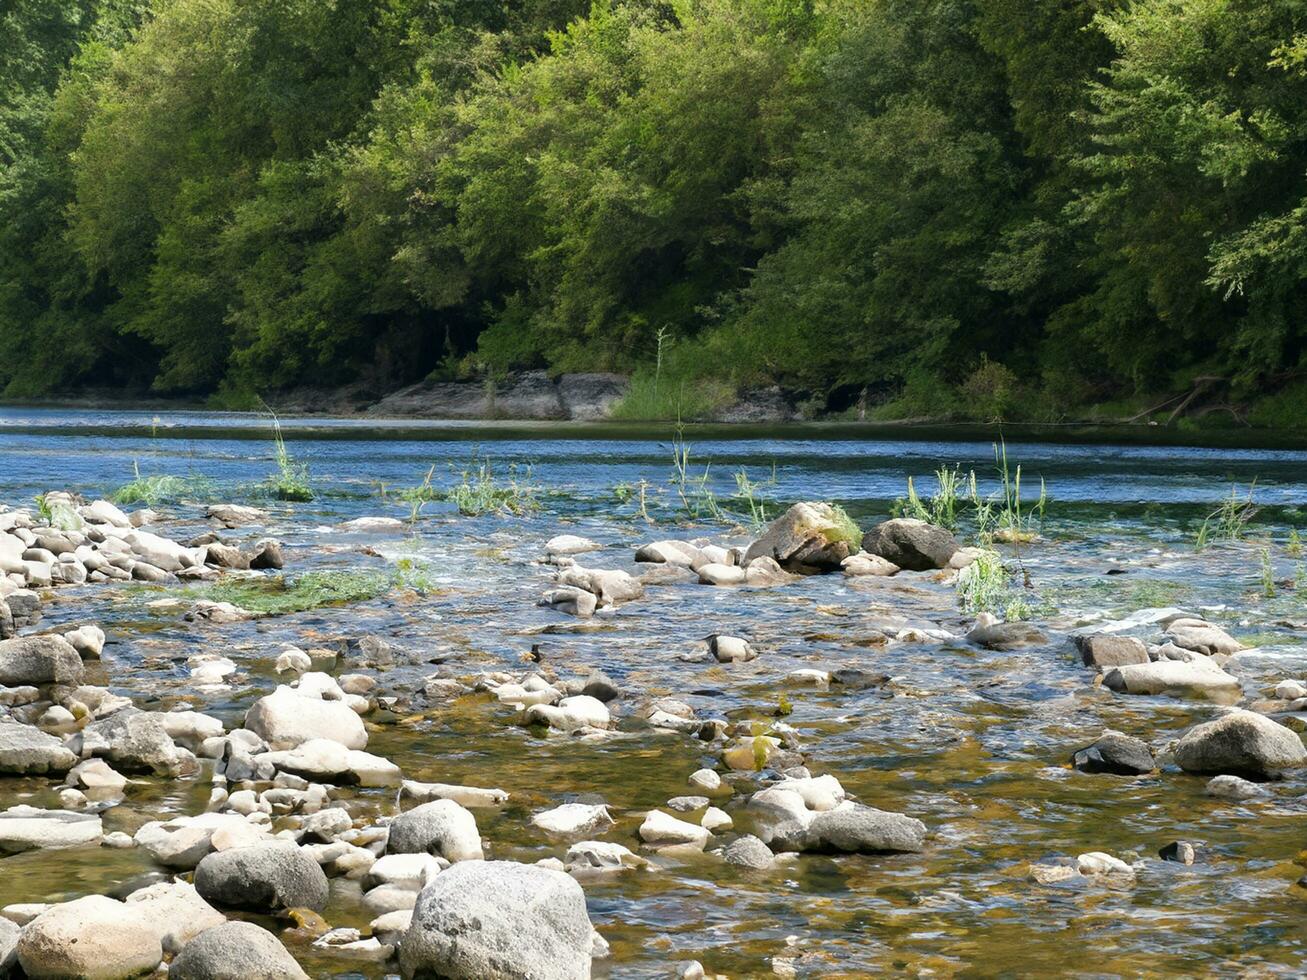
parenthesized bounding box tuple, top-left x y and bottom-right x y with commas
(3, 410, 1307, 977)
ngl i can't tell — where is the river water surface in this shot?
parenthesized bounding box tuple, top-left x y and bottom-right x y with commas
(3, 410, 1307, 977)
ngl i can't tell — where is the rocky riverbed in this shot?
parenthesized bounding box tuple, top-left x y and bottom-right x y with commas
(3, 425, 1307, 977)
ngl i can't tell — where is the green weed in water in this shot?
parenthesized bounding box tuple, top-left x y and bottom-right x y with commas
(1288, 528, 1302, 558)
(1261, 544, 1276, 598)
(448, 457, 538, 516)
(185, 561, 439, 617)
(896, 466, 963, 530)
(1195, 481, 1257, 550)
(264, 411, 314, 502)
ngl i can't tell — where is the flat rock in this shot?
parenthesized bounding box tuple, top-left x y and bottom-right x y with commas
(0, 806, 101, 854)
(1103, 658, 1240, 696)
(0, 722, 76, 775)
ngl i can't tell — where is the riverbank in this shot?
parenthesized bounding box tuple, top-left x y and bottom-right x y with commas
(5, 370, 1307, 449)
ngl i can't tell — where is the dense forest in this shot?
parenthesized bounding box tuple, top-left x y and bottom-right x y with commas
(4, 0, 1307, 423)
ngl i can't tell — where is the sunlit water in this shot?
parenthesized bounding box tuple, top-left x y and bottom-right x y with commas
(3, 410, 1307, 977)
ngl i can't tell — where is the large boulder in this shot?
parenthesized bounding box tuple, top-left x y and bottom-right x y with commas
(386, 800, 483, 862)
(0, 722, 77, 775)
(1173, 709, 1307, 780)
(1165, 619, 1243, 658)
(169, 921, 308, 980)
(860, 518, 959, 571)
(121, 882, 226, 954)
(244, 686, 367, 750)
(0, 806, 101, 854)
(399, 861, 600, 979)
(16, 895, 162, 979)
(0, 636, 83, 687)
(194, 841, 330, 912)
(743, 503, 859, 573)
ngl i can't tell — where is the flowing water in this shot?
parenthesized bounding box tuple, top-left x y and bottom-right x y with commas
(3, 409, 1307, 977)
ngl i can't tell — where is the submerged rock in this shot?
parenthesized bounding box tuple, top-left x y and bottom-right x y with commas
(966, 616, 1047, 650)
(399, 861, 602, 980)
(860, 518, 958, 571)
(1206, 774, 1270, 800)
(1072, 731, 1155, 776)
(1173, 709, 1307, 780)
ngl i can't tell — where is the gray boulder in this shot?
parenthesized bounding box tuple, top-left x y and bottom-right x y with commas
(1074, 634, 1150, 669)
(743, 502, 858, 572)
(769, 803, 926, 855)
(1072, 731, 1155, 775)
(966, 619, 1048, 650)
(169, 921, 308, 980)
(0, 917, 17, 975)
(0, 722, 77, 774)
(15, 895, 162, 979)
(860, 518, 959, 571)
(386, 799, 483, 862)
(194, 841, 329, 912)
(722, 834, 774, 869)
(248, 539, 284, 570)
(0, 636, 82, 687)
(1173, 709, 1307, 780)
(399, 861, 599, 979)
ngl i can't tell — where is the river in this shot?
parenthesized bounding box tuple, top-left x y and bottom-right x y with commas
(2, 409, 1306, 976)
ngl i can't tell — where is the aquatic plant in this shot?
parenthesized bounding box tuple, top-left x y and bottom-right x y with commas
(957, 550, 1035, 620)
(896, 466, 963, 530)
(448, 457, 538, 516)
(396, 465, 438, 525)
(669, 431, 724, 521)
(992, 441, 1045, 544)
(1261, 545, 1276, 598)
(733, 467, 773, 531)
(264, 411, 314, 502)
(1289, 528, 1303, 558)
(1195, 481, 1257, 550)
(34, 493, 83, 530)
(197, 569, 392, 616)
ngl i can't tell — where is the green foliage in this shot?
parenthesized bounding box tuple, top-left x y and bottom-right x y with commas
(448, 458, 538, 516)
(264, 412, 314, 502)
(191, 564, 440, 616)
(957, 551, 1033, 621)
(895, 467, 963, 531)
(1195, 482, 1258, 551)
(6, 0, 1307, 421)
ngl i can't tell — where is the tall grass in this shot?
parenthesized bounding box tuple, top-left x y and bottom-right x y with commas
(264, 411, 314, 502)
(1195, 481, 1257, 550)
(448, 457, 538, 516)
(896, 442, 1047, 545)
(958, 550, 1033, 621)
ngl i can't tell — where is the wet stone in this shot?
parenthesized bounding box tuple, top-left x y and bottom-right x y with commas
(1071, 731, 1155, 776)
